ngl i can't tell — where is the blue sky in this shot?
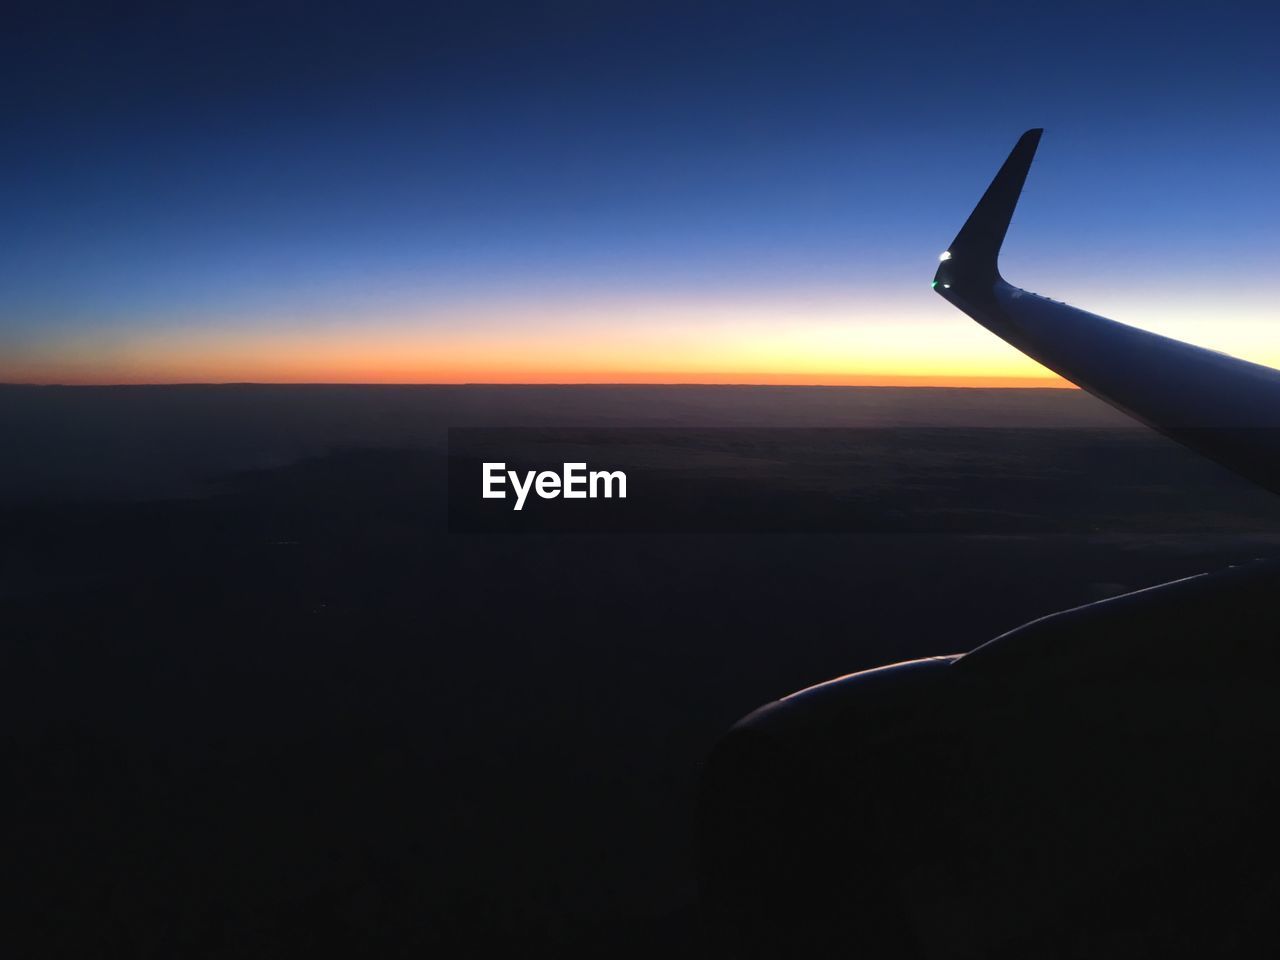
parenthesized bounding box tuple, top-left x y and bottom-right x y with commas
(3, 1, 1278, 382)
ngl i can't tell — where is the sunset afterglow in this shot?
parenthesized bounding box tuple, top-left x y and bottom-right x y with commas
(7, 287, 1278, 386)
(4, 5, 1278, 387)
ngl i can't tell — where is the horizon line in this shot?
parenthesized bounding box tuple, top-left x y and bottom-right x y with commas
(0, 374, 1074, 389)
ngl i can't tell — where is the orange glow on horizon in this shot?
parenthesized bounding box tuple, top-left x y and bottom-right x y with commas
(15, 287, 1278, 388)
(0, 307, 1075, 387)
(0, 370, 1073, 388)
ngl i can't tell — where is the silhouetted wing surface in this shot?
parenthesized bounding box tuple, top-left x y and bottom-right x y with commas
(934, 129, 1280, 494)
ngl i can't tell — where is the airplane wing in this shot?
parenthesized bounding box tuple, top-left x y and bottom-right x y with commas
(697, 131, 1280, 959)
(934, 129, 1280, 495)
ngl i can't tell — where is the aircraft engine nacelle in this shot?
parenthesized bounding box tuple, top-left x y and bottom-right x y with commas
(697, 560, 1280, 958)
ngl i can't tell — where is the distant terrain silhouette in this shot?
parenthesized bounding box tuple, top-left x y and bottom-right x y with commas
(4, 385, 1279, 956)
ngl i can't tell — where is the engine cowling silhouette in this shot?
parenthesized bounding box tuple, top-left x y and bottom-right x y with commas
(698, 560, 1280, 957)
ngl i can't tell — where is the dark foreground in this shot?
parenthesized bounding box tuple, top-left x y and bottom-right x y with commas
(4, 385, 1280, 956)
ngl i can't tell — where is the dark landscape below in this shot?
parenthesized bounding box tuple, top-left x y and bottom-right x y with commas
(5, 385, 1280, 956)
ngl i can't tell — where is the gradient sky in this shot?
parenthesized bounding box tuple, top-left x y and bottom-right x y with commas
(3, 1, 1278, 384)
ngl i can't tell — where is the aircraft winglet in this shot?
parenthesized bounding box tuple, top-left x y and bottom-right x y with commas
(933, 128, 1280, 495)
(935, 128, 1042, 289)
